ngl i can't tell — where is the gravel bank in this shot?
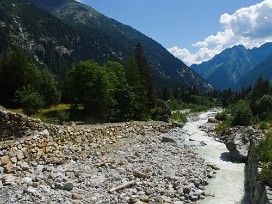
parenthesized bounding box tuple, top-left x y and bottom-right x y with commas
(0, 119, 219, 203)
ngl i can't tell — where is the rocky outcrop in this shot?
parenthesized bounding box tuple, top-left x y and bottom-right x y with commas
(247, 140, 272, 204)
(220, 126, 264, 162)
(219, 125, 272, 203)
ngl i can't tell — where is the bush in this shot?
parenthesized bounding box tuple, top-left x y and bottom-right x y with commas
(254, 132, 272, 187)
(15, 86, 44, 116)
(150, 107, 163, 120)
(255, 132, 272, 162)
(171, 112, 187, 123)
(231, 100, 252, 126)
(215, 111, 228, 121)
(259, 121, 270, 130)
(257, 167, 272, 187)
(256, 95, 272, 120)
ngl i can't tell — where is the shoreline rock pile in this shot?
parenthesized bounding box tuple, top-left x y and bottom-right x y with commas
(0, 110, 219, 203)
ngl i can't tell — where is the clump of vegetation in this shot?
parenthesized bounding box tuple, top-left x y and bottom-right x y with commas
(255, 132, 272, 187)
(171, 112, 187, 123)
(231, 100, 252, 126)
(215, 110, 228, 121)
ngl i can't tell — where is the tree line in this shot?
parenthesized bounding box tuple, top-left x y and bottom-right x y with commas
(0, 43, 157, 122)
(215, 77, 272, 127)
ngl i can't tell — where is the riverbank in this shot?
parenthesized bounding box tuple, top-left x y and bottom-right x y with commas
(0, 110, 221, 203)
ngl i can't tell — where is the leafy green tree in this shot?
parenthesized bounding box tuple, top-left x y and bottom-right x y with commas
(256, 94, 272, 120)
(68, 60, 113, 121)
(15, 85, 44, 116)
(231, 100, 252, 126)
(104, 61, 134, 121)
(39, 69, 60, 107)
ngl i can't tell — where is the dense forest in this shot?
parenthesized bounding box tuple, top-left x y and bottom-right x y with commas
(0, 43, 160, 122)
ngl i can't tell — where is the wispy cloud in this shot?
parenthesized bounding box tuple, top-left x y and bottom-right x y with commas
(168, 0, 272, 66)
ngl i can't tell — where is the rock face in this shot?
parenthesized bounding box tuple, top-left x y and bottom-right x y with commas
(220, 126, 264, 162)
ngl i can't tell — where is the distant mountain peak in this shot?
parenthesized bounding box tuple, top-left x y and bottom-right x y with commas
(191, 42, 272, 90)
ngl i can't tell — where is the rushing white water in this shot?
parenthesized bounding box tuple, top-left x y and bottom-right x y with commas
(182, 111, 248, 204)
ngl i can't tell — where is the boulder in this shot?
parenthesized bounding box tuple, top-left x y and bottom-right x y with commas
(225, 139, 248, 162)
(221, 126, 264, 162)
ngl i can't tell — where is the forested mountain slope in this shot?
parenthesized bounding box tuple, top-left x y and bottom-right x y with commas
(0, 0, 212, 92)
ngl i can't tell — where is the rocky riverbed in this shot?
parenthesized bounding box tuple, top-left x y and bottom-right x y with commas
(0, 113, 222, 204)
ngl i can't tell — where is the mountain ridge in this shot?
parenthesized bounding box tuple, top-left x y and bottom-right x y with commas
(0, 0, 213, 92)
(191, 42, 272, 90)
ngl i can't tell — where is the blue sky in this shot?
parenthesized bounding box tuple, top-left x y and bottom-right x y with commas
(77, 0, 272, 65)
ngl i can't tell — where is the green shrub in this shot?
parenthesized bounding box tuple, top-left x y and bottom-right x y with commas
(171, 112, 187, 123)
(255, 132, 272, 162)
(254, 132, 272, 187)
(259, 121, 270, 130)
(215, 119, 231, 135)
(231, 100, 252, 126)
(167, 98, 185, 110)
(215, 111, 228, 121)
(15, 86, 44, 116)
(257, 167, 272, 187)
(150, 107, 163, 120)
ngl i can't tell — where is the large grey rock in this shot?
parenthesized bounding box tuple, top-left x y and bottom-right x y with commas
(225, 138, 248, 162)
(221, 126, 264, 162)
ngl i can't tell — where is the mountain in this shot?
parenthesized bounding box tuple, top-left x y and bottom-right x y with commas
(238, 54, 272, 88)
(0, 0, 213, 92)
(191, 43, 272, 90)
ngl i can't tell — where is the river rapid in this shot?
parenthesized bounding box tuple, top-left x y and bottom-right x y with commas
(182, 110, 249, 204)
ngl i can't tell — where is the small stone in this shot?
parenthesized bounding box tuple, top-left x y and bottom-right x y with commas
(4, 162, 14, 173)
(140, 195, 149, 202)
(1, 156, 10, 165)
(54, 183, 63, 190)
(2, 174, 16, 185)
(10, 157, 17, 163)
(191, 195, 198, 201)
(25, 186, 37, 194)
(22, 177, 32, 184)
(161, 137, 176, 143)
(63, 182, 73, 191)
(16, 151, 24, 160)
(183, 186, 191, 194)
(72, 193, 82, 200)
(20, 162, 29, 171)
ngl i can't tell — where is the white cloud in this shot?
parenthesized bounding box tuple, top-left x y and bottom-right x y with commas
(169, 0, 272, 65)
(168, 45, 223, 66)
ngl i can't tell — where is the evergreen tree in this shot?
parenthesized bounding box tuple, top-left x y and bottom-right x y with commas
(134, 42, 157, 111)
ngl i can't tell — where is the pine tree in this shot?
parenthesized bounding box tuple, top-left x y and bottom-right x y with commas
(134, 42, 157, 110)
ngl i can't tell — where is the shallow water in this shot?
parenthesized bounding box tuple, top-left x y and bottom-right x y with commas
(182, 111, 248, 204)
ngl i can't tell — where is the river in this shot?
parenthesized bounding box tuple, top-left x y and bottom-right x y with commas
(182, 111, 248, 204)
